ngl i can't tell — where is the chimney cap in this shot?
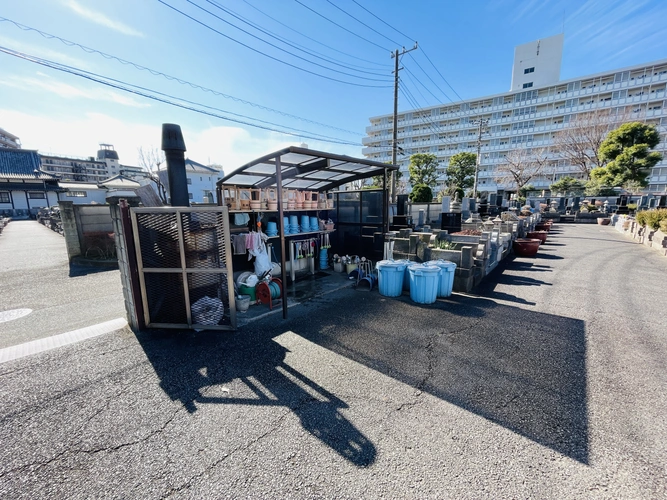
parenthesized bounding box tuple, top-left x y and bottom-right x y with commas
(161, 123, 186, 152)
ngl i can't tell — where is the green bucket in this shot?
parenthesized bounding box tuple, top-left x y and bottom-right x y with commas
(238, 284, 256, 302)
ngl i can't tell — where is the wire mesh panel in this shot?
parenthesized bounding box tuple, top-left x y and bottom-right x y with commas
(131, 206, 236, 330)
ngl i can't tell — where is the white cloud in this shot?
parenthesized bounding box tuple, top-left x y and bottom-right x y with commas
(63, 0, 145, 38)
(0, 73, 150, 108)
(0, 110, 352, 172)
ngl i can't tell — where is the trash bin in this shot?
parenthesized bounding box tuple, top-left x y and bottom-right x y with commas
(425, 260, 457, 298)
(408, 264, 440, 304)
(376, 260, 407, 297)
(395, 259, 412, 291)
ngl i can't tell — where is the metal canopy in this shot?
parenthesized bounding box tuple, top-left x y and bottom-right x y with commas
(216, 146, 396, 322)
(216, 146, 398, 192)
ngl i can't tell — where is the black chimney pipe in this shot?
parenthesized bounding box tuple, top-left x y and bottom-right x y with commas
(161, 123, 189, 207)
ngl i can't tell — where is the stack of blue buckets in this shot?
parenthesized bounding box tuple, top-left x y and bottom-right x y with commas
(286, 215, 299, 234)
(376, 259, 456, 304)
(265, 221, 278, 237)
(319, 247, 328, 269)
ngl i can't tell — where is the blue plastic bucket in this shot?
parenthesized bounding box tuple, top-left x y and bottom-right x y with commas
(408, 264, 440, 304)
(425, 260, 457, 298)
(394, 259, 411, 291)
(376, 260, 406, 297)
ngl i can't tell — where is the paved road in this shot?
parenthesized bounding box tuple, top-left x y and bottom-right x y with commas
(1, 223, 665, 498)
(0, 220, 126, 348)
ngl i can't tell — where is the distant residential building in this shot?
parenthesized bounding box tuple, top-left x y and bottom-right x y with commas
(40, 153, 109, 183)
(39, 144, 138, 183)
(119, 164, 146, 180)
(0, 127, 21, 149)
(158, 158, 224, 204)
(363, 34, 667, 195)
(0, 148, 61, 216)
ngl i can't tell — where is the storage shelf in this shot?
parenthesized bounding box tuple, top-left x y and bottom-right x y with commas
(266, 229, 335, 239)
(229, 208, 332, 213)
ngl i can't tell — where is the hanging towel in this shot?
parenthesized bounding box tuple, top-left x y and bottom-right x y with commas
(234, 213, 250, 226)
(232, 234, 247, 255)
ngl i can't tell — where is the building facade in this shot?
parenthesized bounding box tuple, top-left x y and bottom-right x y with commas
(158, 159, 223, 204)
(39, 144, 131, 183)
(0, 128, 21, 149)
(0, 149, 61, 216)
(363, 36, 667, 196)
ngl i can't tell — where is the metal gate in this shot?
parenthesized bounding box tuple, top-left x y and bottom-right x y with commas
(130, 206, 236, 330)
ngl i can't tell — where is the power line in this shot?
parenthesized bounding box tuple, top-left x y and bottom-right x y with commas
(208, 0, 390, 73)
(323, 0, 402, 46)
(188, 0, 391, 80)
(292, 0, 390, 53)
(406, 53, 453, 103)
(0, 17, 363, 136)
(241, 0, 390, 68)
(402, 66, 443, 106)
(156, 0, 391, 88)
(421, 49, 464, 102)
(348, 0, 464, 102)
(0, 46, 361, 146)
(350, 0, 413, 41)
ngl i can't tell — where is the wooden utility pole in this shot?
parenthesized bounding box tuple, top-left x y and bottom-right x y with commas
(391, 43, 418, 202)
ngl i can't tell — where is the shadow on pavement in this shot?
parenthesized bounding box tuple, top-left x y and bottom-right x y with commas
(134, 327, 376, 467)
(293, 293, 589, 464)
(136, 286, 588, 465)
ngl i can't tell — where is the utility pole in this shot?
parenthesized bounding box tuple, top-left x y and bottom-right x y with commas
(471, 118, 489, 200)
(391, 43, 418, 203)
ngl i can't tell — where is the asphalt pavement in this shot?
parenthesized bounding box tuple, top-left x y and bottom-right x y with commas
(1, 221, 666, 498)
(0, 220, 126, 349)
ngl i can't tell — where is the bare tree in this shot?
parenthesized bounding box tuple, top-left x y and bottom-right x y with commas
(138, 146, 168, 204)
(495, 147, 550, 192)
(552, 109, 622, 179)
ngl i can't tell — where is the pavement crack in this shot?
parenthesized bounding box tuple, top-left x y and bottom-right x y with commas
(74, 404, 182, 456)
(393, 331, 440, 414)
(160, 404, 296, 498)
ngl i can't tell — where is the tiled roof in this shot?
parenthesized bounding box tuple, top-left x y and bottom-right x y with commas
(98, 174, 141, 189)
(185, 158, 222, 175)
(0, 149, 57, 180)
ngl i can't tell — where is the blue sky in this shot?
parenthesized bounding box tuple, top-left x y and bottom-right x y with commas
(1, 0, 667, 171)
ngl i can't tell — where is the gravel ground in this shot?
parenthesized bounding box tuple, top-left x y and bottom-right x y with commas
(0, 223, 665, 498)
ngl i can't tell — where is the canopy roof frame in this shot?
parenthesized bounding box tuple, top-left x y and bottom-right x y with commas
(216, 146, 396, 321)
(216, 146, 398, 193)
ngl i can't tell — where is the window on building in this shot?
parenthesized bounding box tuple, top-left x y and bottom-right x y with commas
(188, 192, 193, 199)
(524, 67, 535, 74)
(523, 82, 534, 89)
(66, 191, 87, 197)
(187, 178, 192, 184)
(0, 192, 10, 203)
(28, 192, 45, 199)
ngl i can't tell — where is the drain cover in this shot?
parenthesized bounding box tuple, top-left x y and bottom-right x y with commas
(0, 308, 33, 323)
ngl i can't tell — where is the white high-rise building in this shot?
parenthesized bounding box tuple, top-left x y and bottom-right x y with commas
(362, 36, 667, 196)
(510, 34, 564, 92)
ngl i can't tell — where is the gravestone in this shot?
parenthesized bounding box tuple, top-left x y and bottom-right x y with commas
(441, 195, 451, 213)
(396, 194, 409, 216)
(441, 212, 462, 233)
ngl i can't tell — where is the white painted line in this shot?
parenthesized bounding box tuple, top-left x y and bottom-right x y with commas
(0, 317, 128, 364)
